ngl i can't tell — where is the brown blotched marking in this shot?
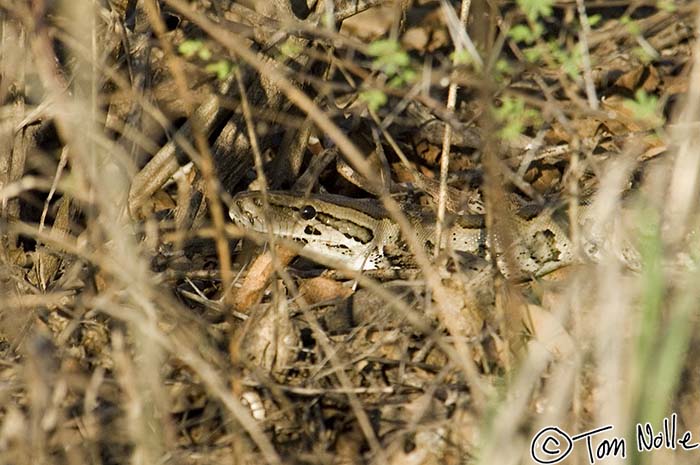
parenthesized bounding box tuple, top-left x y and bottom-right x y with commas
(304, 225, 323, 236)
(316, 212, 374, 245)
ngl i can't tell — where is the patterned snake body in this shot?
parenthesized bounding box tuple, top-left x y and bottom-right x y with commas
(229, 191, 588, 277)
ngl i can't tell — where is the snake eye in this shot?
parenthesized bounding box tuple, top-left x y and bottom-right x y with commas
(300, 205, 316, 220)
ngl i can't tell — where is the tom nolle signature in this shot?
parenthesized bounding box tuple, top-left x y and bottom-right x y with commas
(530, 413, 698, 464)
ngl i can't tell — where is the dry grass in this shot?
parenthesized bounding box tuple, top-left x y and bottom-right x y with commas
(1, 0, 699, 464)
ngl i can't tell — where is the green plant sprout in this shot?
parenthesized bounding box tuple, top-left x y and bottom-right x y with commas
(279, 38, 303, 59)
(492, 96, 541, 140)
(508, 23, 544, 45)
(205, 60, 234, 80)
(517, 0, 554, 22)
(367, 39, 417, 87)
(549, 41, 584, 79)
(178, 39, 210, 60)
(624, 89, 664, 127)
(179, 39, 234, 80)
(359, 89, 388, 112)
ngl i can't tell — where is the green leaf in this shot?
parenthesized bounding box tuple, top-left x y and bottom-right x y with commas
(375, 51, 410, 75)
(509, 24, 536, 43)
(359, 89, 387, 112)
(523, 46, 543, 62)
(388, 68, 417, 87)
(493, 59, 514, 82)
(631, 46, 656, 65)
(621, 15, 641, 36)
(197, 47, 212, 61)
(179, 39, 204, 58)
(517, 0, 554, 21)
(549, 41, 583, 79)
(509, 23, 544, 45)
(367, 39, 412, 81)
(205, 60, 233, 80)
(495, 59, 513, 75)
(588, 14, 602, 27)
(623, 89, 664, 127)
(367, 39, 401, 57)
(492, 96, 541, 140)
(450, 49, 472, 65)
(279, 38, 303, 58)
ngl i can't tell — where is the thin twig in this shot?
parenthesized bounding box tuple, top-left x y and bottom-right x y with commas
(436, 0, 472, 256)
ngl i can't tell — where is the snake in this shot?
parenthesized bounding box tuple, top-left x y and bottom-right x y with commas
(227, 191, 600, 278)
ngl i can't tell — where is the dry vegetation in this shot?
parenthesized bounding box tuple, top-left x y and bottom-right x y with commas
(1, 0, 700, 464)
